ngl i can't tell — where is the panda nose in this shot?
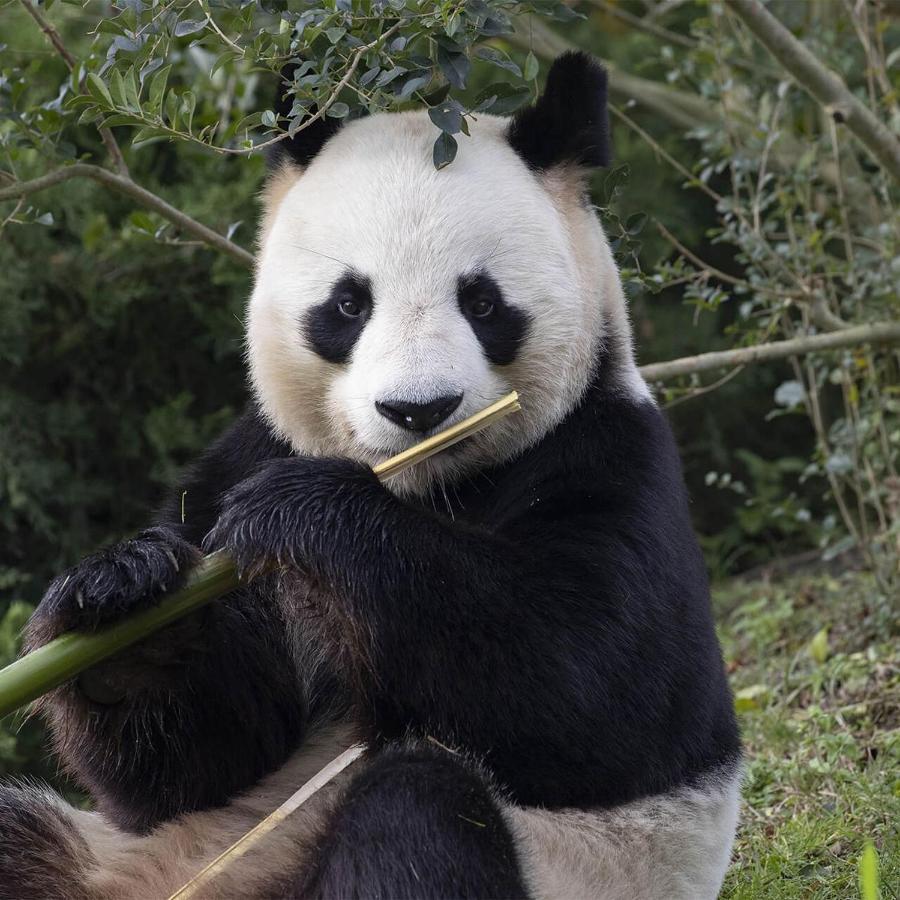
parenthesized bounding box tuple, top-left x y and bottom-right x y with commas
(375, 394, 463, 433)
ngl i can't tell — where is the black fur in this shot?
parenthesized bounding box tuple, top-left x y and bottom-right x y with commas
(457, 271, 531, 366)
(24, 411, 316, 834)
(201, 371, 740, 810)
(266, 64, 344, 171)
(303, 271, 374, 364)
(507, 51, 611, 171)
(33, 526, 198, 637)
(296, 743, 527, 899)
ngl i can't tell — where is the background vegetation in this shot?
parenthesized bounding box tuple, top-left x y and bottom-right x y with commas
(1, 1, 897, 895)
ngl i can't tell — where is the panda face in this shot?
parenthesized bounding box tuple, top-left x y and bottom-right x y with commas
(249, 109, 637, 494)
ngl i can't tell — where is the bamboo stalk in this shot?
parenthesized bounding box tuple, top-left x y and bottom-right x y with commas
(169, 744, 367, 900)
(0, 392, 521, 719)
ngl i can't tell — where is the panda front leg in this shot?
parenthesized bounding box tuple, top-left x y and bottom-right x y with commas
(24, 523, 307, 834)
(295, 742, 528, 900)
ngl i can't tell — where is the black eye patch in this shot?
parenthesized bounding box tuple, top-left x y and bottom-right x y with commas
(457, 272, 530, 366)
(303, 272, 373, 364)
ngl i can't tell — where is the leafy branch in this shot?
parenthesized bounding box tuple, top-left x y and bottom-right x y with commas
(729, 0, 900, 182)
(0, 164, 252, 266)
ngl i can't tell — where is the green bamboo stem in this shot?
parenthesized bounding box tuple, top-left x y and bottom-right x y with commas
(0, 551, 239, 719)
(0, 392, 521, 719)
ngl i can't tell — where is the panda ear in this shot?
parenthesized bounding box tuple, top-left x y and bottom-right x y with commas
(266, 65, 343, 171)
(507, 51, 611, 171)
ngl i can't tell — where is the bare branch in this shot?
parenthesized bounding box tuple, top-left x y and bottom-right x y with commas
(639, 321, 900, 381)
(729, 0, 900, 182)
(19, 0, 130, 178)
(0, 164, 253, 267)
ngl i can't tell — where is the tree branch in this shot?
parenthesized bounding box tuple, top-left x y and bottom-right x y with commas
(729, 0, 900, 182)
(19, 0, 130, 178)
(0, 164, 253, 267)
(639, 321, 900, 381)
(514, 15, 879, 215)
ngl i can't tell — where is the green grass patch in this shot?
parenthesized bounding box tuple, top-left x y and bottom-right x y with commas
(716, 569, 898, 899)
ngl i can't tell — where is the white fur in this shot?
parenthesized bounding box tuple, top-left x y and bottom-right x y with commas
(47, 722, 356, 899)
(41, 743, 738, 899)
(504, 765, 742, 900)
(249, 110, 650, 496)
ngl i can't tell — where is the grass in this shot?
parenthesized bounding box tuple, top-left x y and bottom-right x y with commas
(2, 565, 896, 896)
(715, 568, 898, 899)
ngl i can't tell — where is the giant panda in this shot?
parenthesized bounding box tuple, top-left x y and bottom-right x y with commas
(0, 52, 741, 899)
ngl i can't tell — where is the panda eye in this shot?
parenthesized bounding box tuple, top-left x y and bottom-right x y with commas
(469, 298, 495, 318)
(338, 297, 363, 318)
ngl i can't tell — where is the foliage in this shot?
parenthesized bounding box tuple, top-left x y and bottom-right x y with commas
(716, 568, 898, 899)
(2, 0, 575, 180)
(632, 3, 900, 592)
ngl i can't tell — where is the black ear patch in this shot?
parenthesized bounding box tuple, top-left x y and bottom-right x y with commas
(507, 51, 610, 171)
(266, 65, 343, 171)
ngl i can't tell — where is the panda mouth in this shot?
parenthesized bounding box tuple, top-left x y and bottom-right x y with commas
(360, 430, 471, 466)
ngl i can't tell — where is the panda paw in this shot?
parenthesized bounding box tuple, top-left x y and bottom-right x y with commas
(30, 526, 199, 640)
(202, 455, 380, 578)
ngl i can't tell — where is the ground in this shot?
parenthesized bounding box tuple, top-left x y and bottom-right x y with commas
(716, 568, 898, 899)
(1, 567, 897, 897)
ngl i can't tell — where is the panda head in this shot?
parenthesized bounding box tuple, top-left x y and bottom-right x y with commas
(249, 52, 649, 495)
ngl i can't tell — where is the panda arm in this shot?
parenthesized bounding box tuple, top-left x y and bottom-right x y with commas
(25, 408, 313, 833)
(205, 446, 719, 808)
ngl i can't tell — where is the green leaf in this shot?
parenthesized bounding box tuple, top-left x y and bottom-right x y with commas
(433, 131, 457, 169)
(808, 626, 829, 665)
(858, 842, 879, 900)
(131, 125, 164, 147)
(125, 68, 141, 110)
(148, 65, 171, 114)
(523, 51, 539, 82)
(326, 102, 350, 119)
(375, 66, 408, 88)
(165, 89, 180, 131)
(110, 69, 128, 108)
(129, 211, 155, 232)
(473, 82, 529, 115)
(139, 57, 163, 86)
(475, 47, 521, 78)
(86, 72, 114, 108)
(261, 110, 277, 127)
(174, 18, 208, 37)
(734, 684, 770, 712)
(396, 74, 431, 100)
(625, 212, 648, 236)
(180, 91, 196, 133)
(437, 46, 469, 90)
(428, 100, 463, 135)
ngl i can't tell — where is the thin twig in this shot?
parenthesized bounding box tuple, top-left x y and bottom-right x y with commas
(19, 0, 130, 177)
(654, 219, 800, 303)
(663, 365, 747, 409)
(0, 164, 253, 266)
